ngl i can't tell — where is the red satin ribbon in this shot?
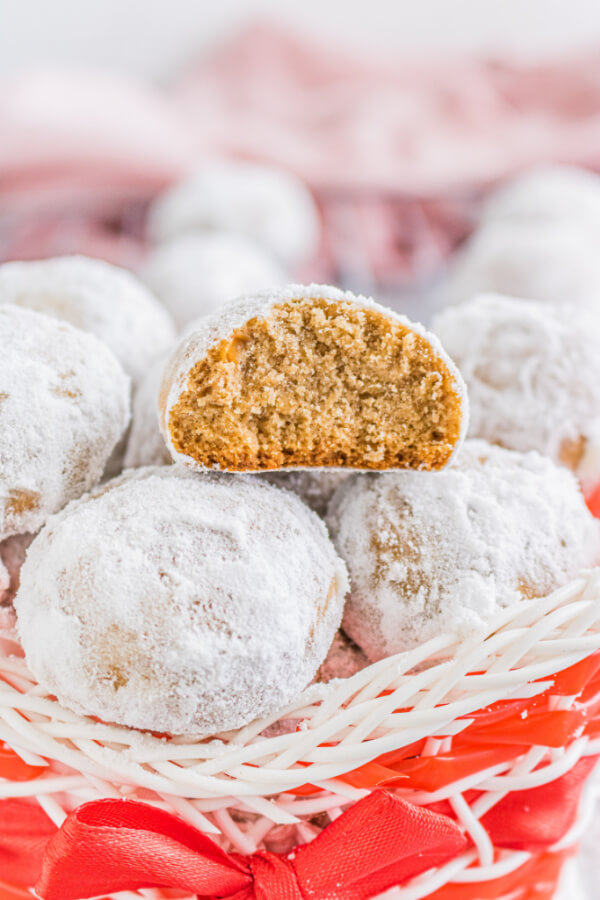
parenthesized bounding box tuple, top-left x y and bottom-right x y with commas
(480, 754, 597, 850)
(0, 758, 596, 899)
(36, 791, 467, 900)
(0, 800, 57, 886)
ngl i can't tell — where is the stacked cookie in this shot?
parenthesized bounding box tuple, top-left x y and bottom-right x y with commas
(4, 263, 599, 739)
(6, 277, 471, 733)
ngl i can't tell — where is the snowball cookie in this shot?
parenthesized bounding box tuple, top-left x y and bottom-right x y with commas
(142, 232, 287, 330)
(0, 256, 176, 386)
(0, 306, 130, 540)
(124, 358, 171, 469)
(147, 160, 321, 266)
(441, 221, 600, 310)
(0, 534, 34, 606)
(261, 470, 353, 518)
(159, 284, 468, 473)
(432, 293, 600, 490)
(15, 467, 349, 734)
(327, 441, 600, 660)
(482, 165, 600, 235)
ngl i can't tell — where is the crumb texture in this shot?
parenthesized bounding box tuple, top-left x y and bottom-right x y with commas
(15, 466, 348, 735)
(166, 294, 465, 472)
(0, 306, 131, 540)
(327, 440, 600, 660)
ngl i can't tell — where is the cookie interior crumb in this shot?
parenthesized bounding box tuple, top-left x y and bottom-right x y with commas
(168, 298, 464, 471)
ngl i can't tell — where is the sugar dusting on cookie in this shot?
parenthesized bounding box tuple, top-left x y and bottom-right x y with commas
(15, 467, 349, 734)
(0, 305, 131, 540)
(328, 441, 600, 660)
(433, 294, 600, 489)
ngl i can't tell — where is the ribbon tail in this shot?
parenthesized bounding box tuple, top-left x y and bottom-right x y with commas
(0, 800, 58, 886)
(36, 799, 251, 900)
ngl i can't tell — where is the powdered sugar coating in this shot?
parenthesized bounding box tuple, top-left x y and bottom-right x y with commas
(260, 470, 353, 518)
(432, 294, 600, 488)
(142, 232, 287, 330)
(159, 283, 469, 472)
(0, 305, 130, 540)
(0, 534, 34, 606)
(15, 466, 349, 734)
(441, 222, 600, 309)
(147, 161, 321, 266)
(124, 358, 171, 469)
(482, 165, 600, 235)
(0, 256, 176, 386)
(327, 441, 600, 660)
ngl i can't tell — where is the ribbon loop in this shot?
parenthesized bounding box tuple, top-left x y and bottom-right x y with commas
(34, 792, 466, 900)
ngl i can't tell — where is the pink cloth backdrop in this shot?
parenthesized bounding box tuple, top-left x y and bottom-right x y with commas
(2, 23, 600, 283)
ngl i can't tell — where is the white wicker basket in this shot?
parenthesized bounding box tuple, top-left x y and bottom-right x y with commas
(2, 569, 600, 900)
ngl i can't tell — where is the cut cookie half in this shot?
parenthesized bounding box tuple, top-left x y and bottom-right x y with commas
(159, 285, 468, 472)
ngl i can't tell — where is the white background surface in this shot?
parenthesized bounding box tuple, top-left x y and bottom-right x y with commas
(1, 0, 600, 81)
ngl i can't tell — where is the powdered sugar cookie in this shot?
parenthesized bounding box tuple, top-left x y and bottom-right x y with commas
(327, 441, 600, 660)
(0, 305, 130, 539)
(142, 232, 287, 330)
(441, 221, 600, 309)
(15, 467, 348, 734)
(482, 165, 600, 235)
(432, 294, 600, 490)
(148, 160, 321, 266)
(159, 285, 468, 473)
(0, 256, 176, 386)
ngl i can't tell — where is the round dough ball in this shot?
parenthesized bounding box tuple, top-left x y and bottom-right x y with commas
(147, 161, 321, 266)
(432, 293, 600, 490)
(0, 256, 176, 386)
(441, 221, 600, 310)
(0, 534, 34, 607)
(124, 358, 171, 469)
(482, 165, 600, 234)
(0, 305, 130, 540)
(160, 285, 468, 474)
(142, 232, 287, 330)
(15, 467, 349, 734)
(327, 441, 600, 660)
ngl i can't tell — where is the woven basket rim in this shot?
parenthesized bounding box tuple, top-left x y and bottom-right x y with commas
(1, 568, 600, 800)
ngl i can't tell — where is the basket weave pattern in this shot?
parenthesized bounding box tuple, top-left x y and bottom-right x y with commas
(1, 569, 600, 899)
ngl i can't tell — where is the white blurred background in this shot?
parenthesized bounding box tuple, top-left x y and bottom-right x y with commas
(1, 0, 600, 80)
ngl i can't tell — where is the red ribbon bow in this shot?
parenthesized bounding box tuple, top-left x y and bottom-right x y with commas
(36, 791, 467, 900)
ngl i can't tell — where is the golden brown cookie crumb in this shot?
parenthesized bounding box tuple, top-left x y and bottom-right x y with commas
(164, 290, 466, 472)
